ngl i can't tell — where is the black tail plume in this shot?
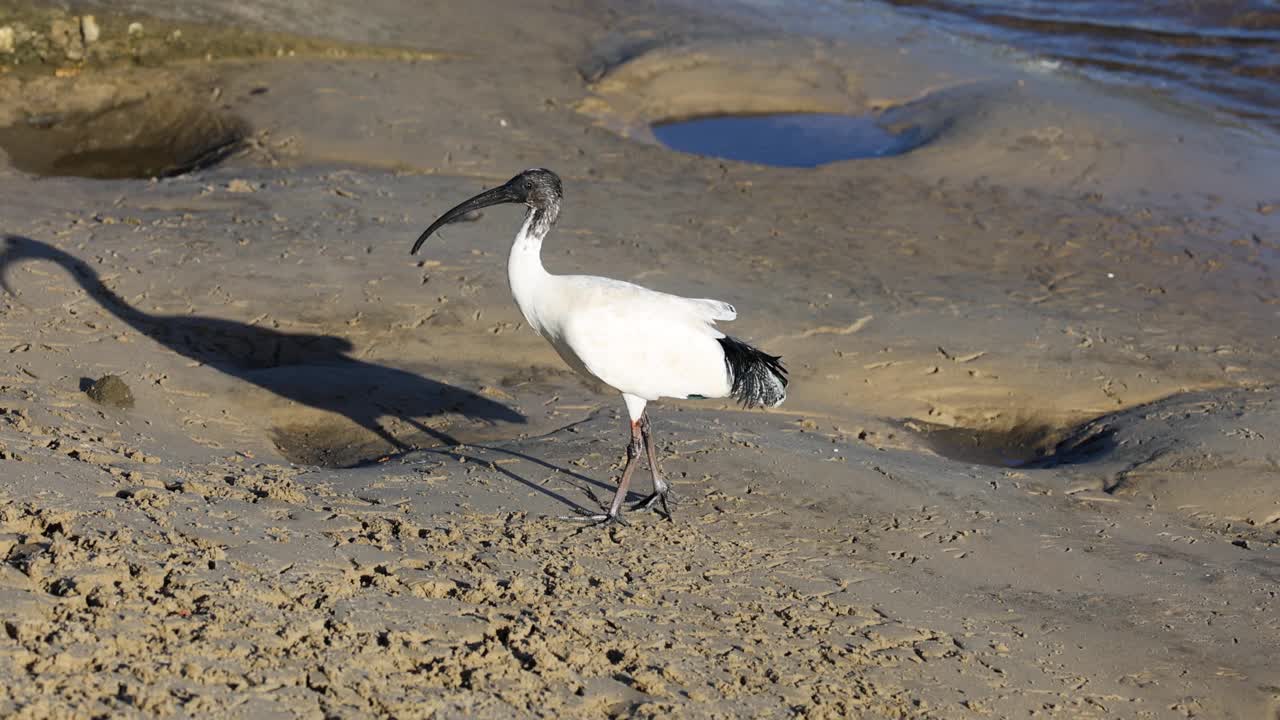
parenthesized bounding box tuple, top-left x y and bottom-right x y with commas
(718, 336, 788, 408)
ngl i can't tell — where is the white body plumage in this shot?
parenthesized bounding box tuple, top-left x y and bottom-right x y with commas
(507, 210, 738, 417)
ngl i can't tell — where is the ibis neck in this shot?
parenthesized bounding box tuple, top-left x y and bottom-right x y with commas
(508, 204, 557, 329)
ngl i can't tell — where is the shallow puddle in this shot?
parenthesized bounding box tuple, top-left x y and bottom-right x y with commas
(907, 418, 1115, 468)
(0, 102, 246, 180)
(651, 113, 927, 167)
(915, 424, 1053, 467)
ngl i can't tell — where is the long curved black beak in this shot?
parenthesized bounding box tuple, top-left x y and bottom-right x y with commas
(411, 183, 521, 255)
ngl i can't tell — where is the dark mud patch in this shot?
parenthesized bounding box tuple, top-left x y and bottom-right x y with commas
(0, 100, 247, 179)
(906, 417, 1115, 468)
(271, 417, 524, 469)
(271, 423, 403, 469)
(652, 113, 930, 167)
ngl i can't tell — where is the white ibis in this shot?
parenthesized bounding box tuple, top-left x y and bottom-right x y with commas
(412, 169, 787, 523)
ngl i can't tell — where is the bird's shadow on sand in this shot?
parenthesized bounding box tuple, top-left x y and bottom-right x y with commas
(2, 234, 643, 515)
(0, 234, 530, 468)
(430, 409, 655, 516)
(415, 442, 626, 517)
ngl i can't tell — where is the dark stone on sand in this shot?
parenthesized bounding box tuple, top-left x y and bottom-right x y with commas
(85, 375, 134, 408)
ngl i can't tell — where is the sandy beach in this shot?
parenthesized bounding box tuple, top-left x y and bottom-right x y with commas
(2, 0, 1279, 717)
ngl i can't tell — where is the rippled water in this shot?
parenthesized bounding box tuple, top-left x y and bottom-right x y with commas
(873, 0, 1280, 131)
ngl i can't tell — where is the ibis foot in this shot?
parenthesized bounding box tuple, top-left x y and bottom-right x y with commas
(559, 510, 628, 526)
(632, 488, 675, 518)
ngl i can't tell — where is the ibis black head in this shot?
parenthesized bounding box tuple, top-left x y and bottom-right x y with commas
(411, 168, 563, 254)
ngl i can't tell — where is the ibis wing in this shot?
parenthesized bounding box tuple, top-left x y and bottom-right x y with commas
(561, 275, 737, 324)
(687, 298, 737, 322)
(555, 277, 735, 401)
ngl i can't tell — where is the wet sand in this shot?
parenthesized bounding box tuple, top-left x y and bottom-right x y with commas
(2, 0, 1279, 717)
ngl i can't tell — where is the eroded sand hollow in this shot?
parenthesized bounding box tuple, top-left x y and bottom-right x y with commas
(1, 0, 1279, 717)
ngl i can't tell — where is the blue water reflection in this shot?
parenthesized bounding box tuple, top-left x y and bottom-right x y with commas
(651, 113, 926, 167)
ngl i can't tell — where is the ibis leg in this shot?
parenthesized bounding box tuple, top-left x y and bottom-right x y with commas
(633, 413, 674, 517)
(605, 420, 645, 520)
(563, 419, 642, 524)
